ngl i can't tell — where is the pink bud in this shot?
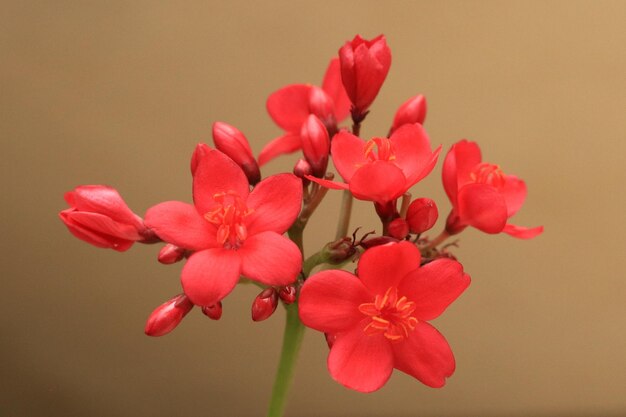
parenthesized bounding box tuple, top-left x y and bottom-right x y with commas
(339, 34, 392, 115)
(212, 122, 261, 185)
(59, 185, 147, 252)
(144, 294, 193, 337)
(406, 198, 439, 234)
(390, 95, 427, 134)
(308, 86, 336, 131)
(158, 244, 186, 264)
(388, 218, 409, 239)
(300, 115, 330, 177)
(201, 301, 223, 320)
(279, 286, 297, 304)
(190, 143, 211, 176)
(293, 159, 312, 184)
(251, 288, 278, 322)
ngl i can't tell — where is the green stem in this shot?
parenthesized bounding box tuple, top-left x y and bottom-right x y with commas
(335, 190, 353, 239)
(266, 303, 306, 417)
(425, 230, 450, 250)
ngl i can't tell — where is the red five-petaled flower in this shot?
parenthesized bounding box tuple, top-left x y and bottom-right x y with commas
(145, 147, 303, 307)
(308, 124, 441, 204)
(299, 241, 470, 392)
(259, 58, 350, 166)
(442, 139, 543, 238)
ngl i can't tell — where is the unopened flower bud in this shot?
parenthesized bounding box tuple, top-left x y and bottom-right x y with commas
(201, 301, 223, 320)
(325, 333, 337, 349)
(300, 115, 330, 178)
(293, 159, 312, 186)
(279, 285, 297, 304)
(388, 218, 409, 239)
(322, 237, 356, 264)
(445, 211, 467, 236)
(390, 95, 427, 134)
(144, 294, 193, 337)
(190, 143, 211, 175)
(308, 86, 337, 131)
(212, 122, 261, 185)
(157, 244, 186, 264)
(251, 288, 278, 322)
(407, 198, 438, 234)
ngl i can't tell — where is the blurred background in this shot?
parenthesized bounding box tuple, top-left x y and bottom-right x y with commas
(2, 1, 625, 416)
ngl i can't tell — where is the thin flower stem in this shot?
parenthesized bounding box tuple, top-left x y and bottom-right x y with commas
(425, 230, 450, 250)
(335, 190, 353, 240)
(266, 303, 306, 417)
(303, 251, 324, 277)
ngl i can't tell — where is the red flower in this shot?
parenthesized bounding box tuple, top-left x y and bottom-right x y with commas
(59, 185, 152, 251)
(442, 139, 543, 238)
(259, 58, 350, 166)
(308, 124, 440, 204)
(145, 147, 303, 307)
(299, 242, 470, 392)
(339, 34, 392, 115)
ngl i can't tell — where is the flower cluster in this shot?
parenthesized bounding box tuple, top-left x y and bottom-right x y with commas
(59, 34, 542, 404)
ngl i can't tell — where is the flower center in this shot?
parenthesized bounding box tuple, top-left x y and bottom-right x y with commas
(358, 287, 418, 342)
(204, 191, 254, 249)
(470, 163, 506, 188)
(364, 137, 396, 162)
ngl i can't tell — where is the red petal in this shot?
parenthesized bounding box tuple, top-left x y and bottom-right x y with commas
(305, 175, 349, 190)
(349, 161, 407, 203)
(358, 241, 421, 295)
(238, 231, 301, 286)
(299, 270, 371, 333)
(60, 210, 134, 251)
(502, 175, 527, 217)
(192, 148, 249, 214)
(266, 84, 313, 131)
(181, 248, 241, 306)
(442, 140, 482, 206)
(246, 174, 302, 235)
(390, 124, 434, 183)
(398, 259, 470, 321)
(66, 211, 141, 240)
(502, 224, 544, 239)
(321, 58, 351, 122)
(330, 131, 366, 182)
(392, 321, 455, 388)
(457, 183, 508, 233)
(145, 201, 217, 251)
(409, 145, 441, 186)
(328, 321, 394, 392)
(257, 133, 302, 166)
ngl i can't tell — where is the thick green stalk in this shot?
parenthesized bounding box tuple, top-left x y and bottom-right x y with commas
(335, 190, 353, 239)
(266, 303, 306, 417)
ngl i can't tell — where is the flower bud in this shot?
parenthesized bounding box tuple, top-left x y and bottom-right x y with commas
(322, 237, 356, 264)
(388, 218, 409, 239)
(293, 158, 312, 186)
(59, 185, 149, 251)
(325, 333, 337, 349)
(201, 301, 223, 320)
(390, 95, 427, 134)
(251, 288, 279, 322)
(300, 115, 330, 178)
(308, 86, 337, 132)
(158, 244, 186, 264)
(144, 294, 193, 337)
(279, 285, 297, 304)
(339, 34, 392, 115)
(190, 143, 211, 175)
(212, 122, 261, 185)
(406, 198, 439, 234)
(359, 236, 399, 249)
(445, 211, 467, 236)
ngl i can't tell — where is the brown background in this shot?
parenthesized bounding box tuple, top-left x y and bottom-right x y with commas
(2, 1, 625, 416)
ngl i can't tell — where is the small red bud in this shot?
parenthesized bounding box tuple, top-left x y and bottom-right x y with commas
(300, 115, 330, 178)
(293, 158, 312, 186)
(157, 244, 186, 264)
(201, 301, 223, 320)
(190, 143, 211, 175)
(212, 122, 261, 185)
(388, 218, 409, 239)
(359, 236, 400, 249)
(325, 333, 337, 349)
(279, 285, 297, 304)
(406, 198, 439, 234)
(445, 211, 467, 236)
(251, 288, 279, 322)
(390, 95, 427, 134)
(144, 294, 193, 337)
